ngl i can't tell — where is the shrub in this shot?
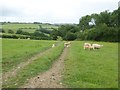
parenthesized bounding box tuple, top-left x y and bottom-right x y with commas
(16, 29, 23, 34)
(8, 29, 14, 34)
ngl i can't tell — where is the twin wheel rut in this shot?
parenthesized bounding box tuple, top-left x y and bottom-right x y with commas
(3, 47, 69, 88)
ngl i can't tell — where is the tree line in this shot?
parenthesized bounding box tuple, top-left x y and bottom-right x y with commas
(1, 7, 119, 42)
(51, 7, 119, 42)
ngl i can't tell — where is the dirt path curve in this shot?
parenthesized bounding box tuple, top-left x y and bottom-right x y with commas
(22, 47, 68, 88)
(2, 48, 53, 82)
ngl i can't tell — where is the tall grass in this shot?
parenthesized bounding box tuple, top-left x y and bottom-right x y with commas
(63, 41, 118, 88)
(2, 39, 56, 72)
(3, 42, 64, 88)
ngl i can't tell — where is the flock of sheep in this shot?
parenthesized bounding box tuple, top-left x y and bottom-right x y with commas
(84, 43, 103, 50)
(52, 42, 103, 50)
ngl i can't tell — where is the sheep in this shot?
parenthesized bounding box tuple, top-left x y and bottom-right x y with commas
(52, 44, 55, 48)
(64, 42, 71, 48)
(92, 44, 103, 49)
(27, 38, 30, 40)
(84, 43, 103, 50)
(84, 43, 94, 50)
(84, 43, 92, 50)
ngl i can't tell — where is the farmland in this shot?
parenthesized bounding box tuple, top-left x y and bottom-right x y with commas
(2, 39, 64, 88)
(2, 39, 118, 88)
(2, 39, 57, 72)
(2, 23, 58, 33)
(63, 41, 118, 88)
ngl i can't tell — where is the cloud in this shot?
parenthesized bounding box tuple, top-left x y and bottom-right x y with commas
(1, 7, 23, 17)
(0, 0, 119, 23)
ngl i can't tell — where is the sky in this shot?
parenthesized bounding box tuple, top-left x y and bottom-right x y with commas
(0, 0, 119, 24)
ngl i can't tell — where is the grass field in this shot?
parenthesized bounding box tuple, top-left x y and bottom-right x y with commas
(2, 40, 64, 88)
(2, 23, 58, 33)
(2, 39, 118, 88)
(2, 39, 57, 72)
(62, 41, 118, 88)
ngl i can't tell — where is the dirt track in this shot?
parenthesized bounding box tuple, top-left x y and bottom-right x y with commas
(2, 48, 52, 82)
(22, 47, 68, 88)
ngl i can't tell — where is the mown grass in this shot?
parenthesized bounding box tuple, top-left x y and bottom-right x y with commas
(2, 23, 58, 33)
(63, 41, 118, 88)
(3, 42, 64, 88)
(2, 39, 56, 72)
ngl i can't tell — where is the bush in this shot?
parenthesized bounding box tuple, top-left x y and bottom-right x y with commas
(2, 33, 30, 39)
(8, 29, 14, 34)
(16, 29, 23, 34)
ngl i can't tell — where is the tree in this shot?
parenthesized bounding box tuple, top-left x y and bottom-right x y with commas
(79, 15, 91, 31)
(50, 29, 59, 40)
(65, 32, 77, 41)
(96, 10, 111, 26)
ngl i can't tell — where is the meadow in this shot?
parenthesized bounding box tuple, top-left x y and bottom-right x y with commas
(2, 39, 64, 88)
(2, 23, 58, 33)
(2, 39, 118, 88)
(2, 39, 57, 72)
(63, 41, 118, 88)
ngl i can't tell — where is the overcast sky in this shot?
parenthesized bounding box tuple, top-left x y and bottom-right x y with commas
(0, 0, 119, 24)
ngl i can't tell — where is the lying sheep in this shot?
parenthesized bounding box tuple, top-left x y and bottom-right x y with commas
(92, 44, 103, 49)
(84, 43, 103, 50)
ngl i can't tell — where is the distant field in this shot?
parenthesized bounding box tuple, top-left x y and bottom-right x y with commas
(63, 41, 118, 88)
(2, 23, 58, 33)
(2, 39, 57, 72)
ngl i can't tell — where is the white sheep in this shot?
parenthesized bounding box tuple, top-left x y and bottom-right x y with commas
(52, 44, 55, 48)
(92, 44, 103, 49)
(64, 42, 71, 48)
(27, 38, 30, 40)
(84, 43, 92, 50)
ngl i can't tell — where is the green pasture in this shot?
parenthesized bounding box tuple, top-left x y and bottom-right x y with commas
(2, 39, 118, 88)
(63, 41, 118, 88)
(2, 41, 64, 88)
(2, 23, 58, 33)
(2, 39, 57, 72)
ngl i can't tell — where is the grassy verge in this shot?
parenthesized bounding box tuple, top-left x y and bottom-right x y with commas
(2, 39, 56, 72)
(63, 41, 118, 88)
(2, 42, 64, 88)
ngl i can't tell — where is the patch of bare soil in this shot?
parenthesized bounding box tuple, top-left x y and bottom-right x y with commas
(2, 48, 52, 82)
(22, 47, 68, 88)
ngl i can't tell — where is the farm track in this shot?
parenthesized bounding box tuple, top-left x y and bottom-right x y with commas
(22, 47, 68, 88)
(2, 47, 53, 82)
